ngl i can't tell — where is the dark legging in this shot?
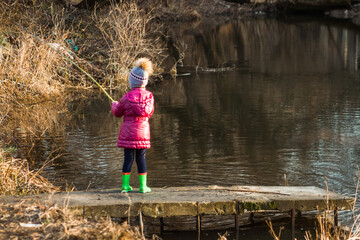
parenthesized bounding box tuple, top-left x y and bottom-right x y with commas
(122, 148, 147, 174)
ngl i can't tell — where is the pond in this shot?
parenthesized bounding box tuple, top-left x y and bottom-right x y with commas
(22, 15, 360, 239)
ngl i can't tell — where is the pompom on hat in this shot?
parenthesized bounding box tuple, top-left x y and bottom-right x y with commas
(129, 58, 153, 89)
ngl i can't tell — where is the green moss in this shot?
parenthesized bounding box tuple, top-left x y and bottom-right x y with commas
(238, 201, 278, 213)
(268, 201, 277, 210)
(240, 202, 263, 212)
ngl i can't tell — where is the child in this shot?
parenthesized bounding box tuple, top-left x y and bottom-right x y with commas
(111, 58, 154, 193)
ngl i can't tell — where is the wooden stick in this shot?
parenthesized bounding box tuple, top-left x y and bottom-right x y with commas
(197, 202, 201, 240)
(171, 187, 291, 196)
(291, 201, 296, 240)
(139, 211, 144, 240)
(235, 201, 240, 240)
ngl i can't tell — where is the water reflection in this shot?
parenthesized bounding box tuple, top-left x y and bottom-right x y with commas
(151, 70, 360, 194)
(25, 17, 360, 202)
(178, 17, 360, 73)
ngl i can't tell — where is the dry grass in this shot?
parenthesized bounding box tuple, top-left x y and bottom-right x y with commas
(0, 1, 77, 141)
(267, 220, 284, 240)
(0, 202, 143, 240)
(94, 0, 164, 86)
(303, 212, 350, 240)
(0, 149, 59, 195)
(0, 148, 142, 239)
(0, 0, 164, 143)
(267, 177, 359, 240)
(304, 178, 360, 240)
(266, 212, 354, 240)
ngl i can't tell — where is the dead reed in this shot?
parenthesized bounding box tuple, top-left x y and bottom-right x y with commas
(302, 212, 349, 240)
(0, 202, 143, 240)
(267, 176, 359, 240)
(266, 210, 354, 240)
(0, 1, 76, 140)
(0, 0, 164, 143)
(94, 0, 164, 86)
(303, 177, 360, 240)
(266, 220, 284, 240)
(0, 149, 59, 195)
(302, 176, 358, 240)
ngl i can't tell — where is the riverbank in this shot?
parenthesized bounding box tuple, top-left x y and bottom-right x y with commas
(138, 0, 273, 22)
(0, 149, 58, 195)
(138, 0, 360, 27)
(0, 1, 163, 238)
(0, 202, 144, 240)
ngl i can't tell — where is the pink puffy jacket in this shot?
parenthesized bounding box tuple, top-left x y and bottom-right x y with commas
(111, 88, 154, 149)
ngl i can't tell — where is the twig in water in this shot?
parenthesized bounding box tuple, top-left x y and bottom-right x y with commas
(195, 58, 201, 73)
(283, 174, 288, 186)
(197, 66, 235, 72)
(218, 231, 229, 240)
(266, 220, 284, 240)
(85, 181, 92, 191)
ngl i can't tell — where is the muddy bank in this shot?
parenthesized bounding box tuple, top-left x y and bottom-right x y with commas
(137, 0, 360, 30)
(67, 0, 360, 23)
(138, 0, 276, 21)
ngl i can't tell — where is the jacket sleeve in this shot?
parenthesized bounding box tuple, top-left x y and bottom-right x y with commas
(147, 93, 154, 118)
(111, 95, 127, 118)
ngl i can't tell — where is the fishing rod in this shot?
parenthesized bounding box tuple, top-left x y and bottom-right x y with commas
(31, 33, 114, 102)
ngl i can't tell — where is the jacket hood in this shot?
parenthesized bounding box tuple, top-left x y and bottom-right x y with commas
(126, 88, 153, 116)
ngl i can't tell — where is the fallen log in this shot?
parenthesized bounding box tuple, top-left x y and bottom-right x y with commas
(229, 0, 360, 11)
(64, 0, 83, 5)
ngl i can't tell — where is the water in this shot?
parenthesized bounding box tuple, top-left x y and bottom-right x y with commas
(22, 16, 360, 238)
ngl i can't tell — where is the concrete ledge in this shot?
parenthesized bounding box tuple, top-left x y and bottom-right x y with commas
(0, 185, 354, 219)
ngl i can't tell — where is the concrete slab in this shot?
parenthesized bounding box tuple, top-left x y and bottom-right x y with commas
(0, 185, 354, 219)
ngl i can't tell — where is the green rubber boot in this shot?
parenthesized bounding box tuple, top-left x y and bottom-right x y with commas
(139, 174, 151, 193)
(121, 174, 133, 192)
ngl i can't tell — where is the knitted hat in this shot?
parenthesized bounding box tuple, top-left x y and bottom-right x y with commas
(129, 58, 153, 89)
